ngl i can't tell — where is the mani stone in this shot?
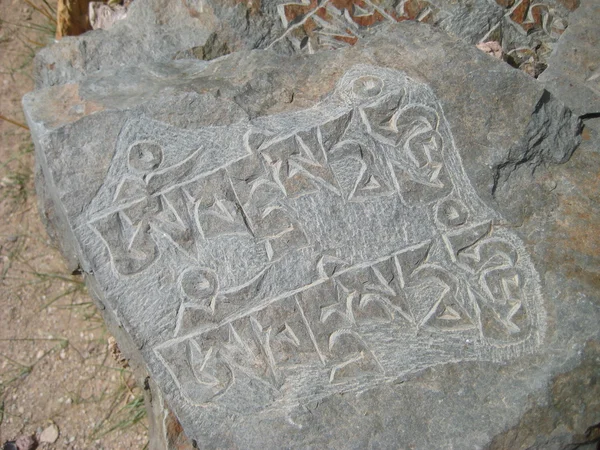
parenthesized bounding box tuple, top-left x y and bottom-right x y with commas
(24, 21, 599, 449)
(34, 0, 577, 89)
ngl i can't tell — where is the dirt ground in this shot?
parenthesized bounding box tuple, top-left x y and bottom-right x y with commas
(0, 0, 148, 448)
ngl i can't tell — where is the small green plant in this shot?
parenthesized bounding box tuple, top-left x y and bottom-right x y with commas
(0, 169, 31, 204)
(0, 0, 57, 42)
(0, 337, 70, 415)
(89, 369, 148, 443)
(0, 141, 34, 210)
(0, 0, 56, 88)
(23, 0, 57, 27)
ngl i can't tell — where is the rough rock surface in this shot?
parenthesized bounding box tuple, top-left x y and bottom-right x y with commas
(23, 18, 600, 448)
(538, 0, 600, 116)
(89, 1, 129, 31)
(34, 0, 216, 89)
(35, 0, 579, 89)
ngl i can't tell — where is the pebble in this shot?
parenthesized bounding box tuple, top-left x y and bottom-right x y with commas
(13, 435, 37, 450)
(39, 423, 59, 444)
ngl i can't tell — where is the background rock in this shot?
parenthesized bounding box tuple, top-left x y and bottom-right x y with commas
(538, 0, 600, 116)
(34, 0, 216, 89)
(89, 1, 129, 31)
(35, 0, 581, 89)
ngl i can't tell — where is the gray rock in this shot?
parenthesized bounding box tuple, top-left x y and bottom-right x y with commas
(34, 0, 579, 88)
(34, 0, 216, 88)
(24, 21, 598, 450)
(435, 0, 504, 44)
(491, 0, 575, 65)
(538, 0, 600, 116)
(89, 2, 128, 31)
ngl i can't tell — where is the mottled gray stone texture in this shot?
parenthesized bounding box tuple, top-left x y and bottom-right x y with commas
(34, 0, 579, 89)
(24, 20, 599, 450)
(33, 0, 216, 89)
(539, 0, 600, 117)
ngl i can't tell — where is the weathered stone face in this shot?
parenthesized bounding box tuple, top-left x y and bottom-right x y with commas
(34, 0, 579, 89)
(539, 0, 600, 116)
(24, 20, 598, 450)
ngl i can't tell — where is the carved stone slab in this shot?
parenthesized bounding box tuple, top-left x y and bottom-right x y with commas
(84, 65, 544, 412)
(24, 22, 595, 449)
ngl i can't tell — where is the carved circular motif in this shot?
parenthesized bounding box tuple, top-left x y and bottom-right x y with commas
(351, 76, 384, 99)
(128, 141, 163, 172)
(179, 267, 218, 301)
(437, 198, 469, 228)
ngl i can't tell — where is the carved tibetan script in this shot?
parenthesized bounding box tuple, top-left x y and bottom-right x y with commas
(270, 0, 568, 54)
(86, 65, 545, 413)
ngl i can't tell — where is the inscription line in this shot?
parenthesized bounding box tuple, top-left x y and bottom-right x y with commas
(86, 152, 253, 224)
(295, 296, 327, 365)
(161, 241, 434, 349)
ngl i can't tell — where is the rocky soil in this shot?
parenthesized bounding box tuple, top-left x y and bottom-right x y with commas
(0, 1, 147, 448)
